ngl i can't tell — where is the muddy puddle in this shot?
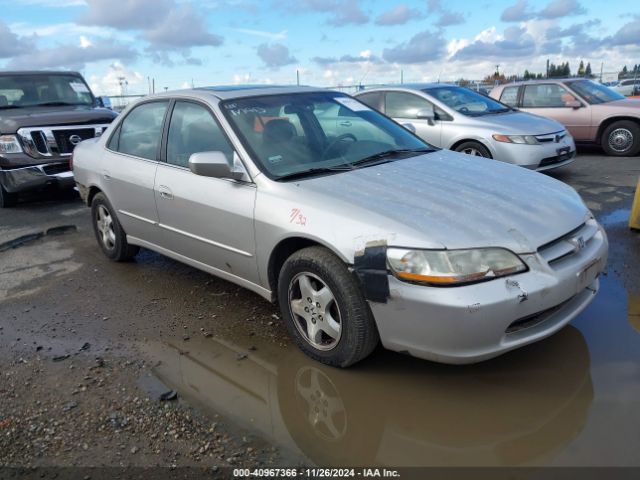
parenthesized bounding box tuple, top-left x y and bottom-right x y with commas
(139, 271, 640, 467)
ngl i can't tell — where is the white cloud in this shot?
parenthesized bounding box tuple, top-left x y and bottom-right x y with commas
(88, 62, 144, 96)
(232, 28, 287, 40)
(79, 35, 92, 48)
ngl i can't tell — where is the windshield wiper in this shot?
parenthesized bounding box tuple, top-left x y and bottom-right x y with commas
(0, 105, 23, 110)
(484, 108, 513, 114)
(348, 148, 435, 168)
(276, 165, 353, 181)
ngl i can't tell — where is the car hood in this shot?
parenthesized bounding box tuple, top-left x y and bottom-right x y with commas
(598, 98, 640, 113)
(0, 105, 116, 132)
(469, 110, 566, 135)
(296, 150, 589, 253)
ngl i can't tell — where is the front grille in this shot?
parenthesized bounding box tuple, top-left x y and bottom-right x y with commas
(538, 219, 600, 266)
(535, 130, 567, 143)
(17, 124, 110, 158)
(42, 162, 70, 175)
(506, 297, 573, 334)
(53, 129, 96, 154)
(539, 149, 574, 167)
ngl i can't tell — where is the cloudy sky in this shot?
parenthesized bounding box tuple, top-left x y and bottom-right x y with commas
(1, 0, 638, 95)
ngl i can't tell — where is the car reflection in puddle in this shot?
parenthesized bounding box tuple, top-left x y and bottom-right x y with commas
(141, 324, 592, 467)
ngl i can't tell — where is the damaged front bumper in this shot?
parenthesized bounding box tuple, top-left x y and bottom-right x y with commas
(0, 162, 74, 194)
(369, 224, 608, 364)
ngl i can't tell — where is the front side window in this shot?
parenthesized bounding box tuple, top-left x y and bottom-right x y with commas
(167, 101, 234, 168)
(385, 92, 433, 119)
(0, 74, 94, 108)
(522, 84, 577, 108)
(567, 80, 625, 104)
(221, 92, 429, 180)
(115, 101, 168, 160)
(499, 86, 519, 107)
(356, 92, 383, 111)
(424, 86, 511, 115)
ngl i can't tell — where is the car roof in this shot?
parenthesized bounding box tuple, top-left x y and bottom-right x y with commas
(357, 83, 458, 93)
(166, 84, 331, 100)
(494, 78, 594, 88)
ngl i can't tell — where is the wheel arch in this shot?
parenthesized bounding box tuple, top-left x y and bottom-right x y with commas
(267, 236, 349, 298)
(86, 185, 103, 206)
(596, 116, 640, 145)
(449, 138, 494, 158)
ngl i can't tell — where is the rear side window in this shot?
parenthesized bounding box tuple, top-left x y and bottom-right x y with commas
(499, 86, 519, 107)
(114, 101, 169, 160)
(357, 92, 382, 111)
(522, 84, 574, 108)
(385, 92, 433, 119)
(167, 101, 234, 168)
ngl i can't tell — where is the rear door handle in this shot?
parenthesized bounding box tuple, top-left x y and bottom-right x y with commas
(158, 185, 173, 200)
(339, 121, 352, 127)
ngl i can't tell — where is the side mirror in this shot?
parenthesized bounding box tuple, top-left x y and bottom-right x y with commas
(566, 99, 582, 109)
(189, 151, 244, 180)
(416, 108, 436, 125)
(96, 96, 112, 109)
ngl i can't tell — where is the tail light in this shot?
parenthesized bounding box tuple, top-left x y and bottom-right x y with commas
(69, 151, 74, 171)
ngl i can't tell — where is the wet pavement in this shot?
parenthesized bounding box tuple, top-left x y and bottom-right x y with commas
(1, 150, 640, 467)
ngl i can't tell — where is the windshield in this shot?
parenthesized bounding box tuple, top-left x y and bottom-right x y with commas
(567, 80, 625, 104)
(424, 86, 511, 116)
(221, 92, 431, 180)
(0, 74, 94, 108)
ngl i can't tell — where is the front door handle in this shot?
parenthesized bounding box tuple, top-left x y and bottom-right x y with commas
(101, 170, 111, 180)
(158, 185, 173, 200)
(339, 120, 352, 127)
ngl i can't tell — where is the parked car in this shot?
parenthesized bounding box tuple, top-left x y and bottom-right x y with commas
(0, 70, 117, 207)
(612, 78, 640, 97)
(73, 86, 608, 367)
(490, 79, 640, 156)
(354, 84, 576, 171)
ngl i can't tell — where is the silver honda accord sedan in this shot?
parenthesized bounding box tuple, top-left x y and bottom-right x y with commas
(354, 84, 576, 171)
(72, 85, 607, 367)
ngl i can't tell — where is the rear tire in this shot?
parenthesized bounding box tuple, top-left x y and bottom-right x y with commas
(454, 141, 492, 158)
(601, 120, 640, 156)
(277, 246, 379, 368)
(91, 192, 139, 262)
(0, 185, 17, 208)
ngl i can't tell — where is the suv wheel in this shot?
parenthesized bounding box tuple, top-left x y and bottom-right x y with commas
(278, 246, 379, 368)
(602, 120, 640, 156)
(91, 192, 139, 261)
(454, 141, 492, 158)
(0, 185, 17, 208)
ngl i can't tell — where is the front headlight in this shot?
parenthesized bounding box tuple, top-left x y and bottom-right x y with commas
(0, 135, 23, 154)
(387, 247, 527, 286)
(492, 134, 539, 145)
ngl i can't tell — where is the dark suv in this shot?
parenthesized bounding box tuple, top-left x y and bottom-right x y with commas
(0, 71, 118, 207)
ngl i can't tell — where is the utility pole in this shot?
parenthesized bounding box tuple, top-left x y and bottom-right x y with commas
(400, 69, 403, 84)
(600, 62, 604, 83)
(296, 69, 300, 86)
(546, 59, 550, 78)
(152, 78, 155, 94)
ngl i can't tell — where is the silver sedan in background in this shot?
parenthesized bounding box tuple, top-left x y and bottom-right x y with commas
(354, 84, 576, 171)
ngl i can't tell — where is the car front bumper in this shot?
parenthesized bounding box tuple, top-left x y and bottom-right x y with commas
(0, 162, 74, 193)
(487, 135, 576, 171)
(369, 223, 608, 364)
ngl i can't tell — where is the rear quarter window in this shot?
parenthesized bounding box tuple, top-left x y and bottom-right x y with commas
(499, 86, 519, 107)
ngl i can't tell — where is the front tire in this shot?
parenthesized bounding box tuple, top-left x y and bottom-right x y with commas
(601, 120, 640, 156)
(91, 192, 139, 262)
(277, 246, 379, 368)
(454, 141, 492, 158)
(0, 185, 17, 208)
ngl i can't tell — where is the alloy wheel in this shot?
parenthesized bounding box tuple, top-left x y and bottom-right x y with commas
(96, 205, 116, 250)
(288, 272, 342, 351)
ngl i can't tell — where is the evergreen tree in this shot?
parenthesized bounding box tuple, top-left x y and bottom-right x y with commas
(585, 62, 592, 77)
(578, 60, 585, 76)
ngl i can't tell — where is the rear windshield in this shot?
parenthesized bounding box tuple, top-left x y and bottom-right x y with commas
(0, 74, 94, 108)
(567, 80, 625, 104)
